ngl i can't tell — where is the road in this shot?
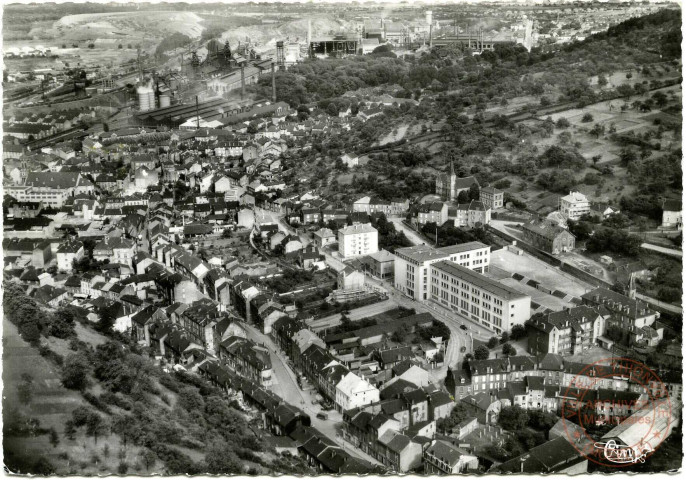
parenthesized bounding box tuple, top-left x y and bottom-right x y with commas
(641, 242, 682, 258)
(390, 218, 428, 246)
(242, 323, 383, 466)
(635, 292, 683, 315)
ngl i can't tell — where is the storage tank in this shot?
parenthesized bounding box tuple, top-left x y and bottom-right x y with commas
(137, 85, 153, 112)
(159, 94, 170, 108)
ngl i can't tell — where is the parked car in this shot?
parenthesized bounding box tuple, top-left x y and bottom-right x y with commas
(460, 325, 468, 331)
(316, 412, 328, 420)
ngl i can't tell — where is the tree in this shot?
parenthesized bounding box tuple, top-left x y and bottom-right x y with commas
(221, 228, 232, 239)
(581, 113, 594, 123)
(468, 183, 480, 201)
(619, 147, 638, 167)
(498, 405, 529, 431)
(61, 353, 90, 390)
(500, 331, 510, 344)
(140, 449, 157, 471)
(474, 345, 490, 360)
(86, 413, 105, 444)
(510, 324, 527, 340)
(457, 190, 470, 203)
(17, 373, 34, 404)
(487, 337, 499, 349)
(205, 441, 242, 474)
(556, 117, 570, 128)
(502, 343, 516, 356)
(590, 123, 606, 138)
(64, 419, 76, 440)
(49, 427, 60, 448)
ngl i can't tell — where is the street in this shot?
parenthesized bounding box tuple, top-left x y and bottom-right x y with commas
(390, 218, 427, 246)
(242, 323, 383, 466)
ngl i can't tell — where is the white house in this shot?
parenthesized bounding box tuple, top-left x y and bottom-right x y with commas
(559, 191, 590, 220)
(56, 242, 84, 272)
(335, 372, 380, 413)
(341, 154, 359, 168)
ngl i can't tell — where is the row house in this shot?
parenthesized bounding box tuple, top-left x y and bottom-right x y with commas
(219, 336, 273, 386)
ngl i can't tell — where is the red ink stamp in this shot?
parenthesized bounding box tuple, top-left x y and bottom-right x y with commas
(560, 357, 675, 468)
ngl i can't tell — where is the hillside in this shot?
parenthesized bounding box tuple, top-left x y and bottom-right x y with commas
(2, 282, 311, 475)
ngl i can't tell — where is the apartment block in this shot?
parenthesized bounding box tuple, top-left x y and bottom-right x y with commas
(338, 224, 378, 259)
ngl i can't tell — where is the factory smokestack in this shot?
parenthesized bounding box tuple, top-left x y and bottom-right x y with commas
(271, 62, 276, 103)
(307, 19, 312, 48)
(241, 64, 245, 99)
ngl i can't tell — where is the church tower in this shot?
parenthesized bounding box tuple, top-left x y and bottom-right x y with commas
(448, 160, 457, 202)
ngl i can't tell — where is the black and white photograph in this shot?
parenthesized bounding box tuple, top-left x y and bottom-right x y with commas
(1, 0, 683, 475)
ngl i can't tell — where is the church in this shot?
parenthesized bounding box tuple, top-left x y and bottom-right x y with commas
(435, 162, 480, 202)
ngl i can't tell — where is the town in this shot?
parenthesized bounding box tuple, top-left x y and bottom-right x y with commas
(2, 0, 683, 476)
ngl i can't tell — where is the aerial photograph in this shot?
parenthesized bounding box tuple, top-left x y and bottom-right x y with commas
(1, 0, 683, 475)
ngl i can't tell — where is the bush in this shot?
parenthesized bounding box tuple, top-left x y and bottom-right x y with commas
(82, 392, 112, 414)
(581, 113, 594, 123)
(556, 117, 570, 128)
(493, 179, 511, 189)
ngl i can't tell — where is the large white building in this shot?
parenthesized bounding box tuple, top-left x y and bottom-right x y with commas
(394, 242, 490, 301)
(559, 191, 590, 220)
(335, 372, 380, 413)
(430, 260, 531, 334)
(338, 224, 378, 259)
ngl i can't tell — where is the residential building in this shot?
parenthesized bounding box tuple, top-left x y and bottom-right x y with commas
(417, 202, 448, 226)
(338, 267, 365, 291)
(450, 201, 491, 228)
(493, 436, 587, 474)
(521, 219, 575, 255)
(424, 440, 479, 474)
(361, 249, 395, 279)
(559, 191, 590, 220)
(313, 228, 336, 248)
(56, 241, 85, 273)
(581, 287, 659, 330)
(661, 199, 682, 230)
(527, 306, 606, 355)
(338, 224, 378, 259)
(430, 261, 531, 334)
(335, 372, 380, 413)
(394, 242, 490, 301)
(480, 186, 504, 210)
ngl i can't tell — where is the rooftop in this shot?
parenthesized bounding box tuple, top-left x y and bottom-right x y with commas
(432, 261, 529, 301)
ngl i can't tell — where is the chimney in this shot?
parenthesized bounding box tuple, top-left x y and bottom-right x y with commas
(240, 64, 245, 99)
(520, 454, 530, 473)
(271, 62, 276, 103)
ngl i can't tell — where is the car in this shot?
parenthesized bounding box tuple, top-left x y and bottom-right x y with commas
(460, 325, 468, 331)
(316, 413, 328, 420)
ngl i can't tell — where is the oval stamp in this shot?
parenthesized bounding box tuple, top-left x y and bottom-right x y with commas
(560, 357, 673, 468)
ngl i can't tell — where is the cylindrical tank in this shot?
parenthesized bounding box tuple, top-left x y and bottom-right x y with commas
(159, 94, 170, 108)
(137, 86, 152, 112)
(148, 90, 155, 110)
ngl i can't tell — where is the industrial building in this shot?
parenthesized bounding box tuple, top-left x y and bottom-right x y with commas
(134, 97, 253, 129)
(309, 34, 360, 58)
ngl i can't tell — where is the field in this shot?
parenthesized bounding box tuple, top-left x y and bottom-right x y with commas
(2, 316, 152, 475)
